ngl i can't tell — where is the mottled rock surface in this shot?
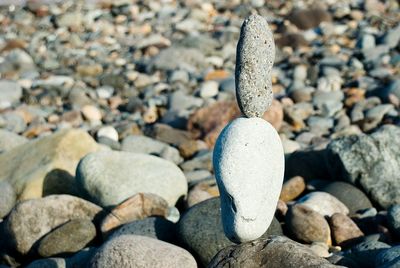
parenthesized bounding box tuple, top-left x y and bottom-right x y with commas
(326, 125, 400, 209)
(209, 236, 337, 268)
(235, 15, 275, 117)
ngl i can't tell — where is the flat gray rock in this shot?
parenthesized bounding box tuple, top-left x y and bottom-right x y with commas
(235, 15, 275, 117)
(76, 151, 187, 207)
(26, 258, 66, 268)
(121, 135, 183, 164)
(375, 245, 400, 268)
(325, 125, 400, 209)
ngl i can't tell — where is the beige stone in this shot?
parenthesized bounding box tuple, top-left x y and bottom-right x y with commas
(329, 213, 364, 246)
(286, 204, 332, 245)
(280, 176, 306, 202)
(0, 129, 102, 200)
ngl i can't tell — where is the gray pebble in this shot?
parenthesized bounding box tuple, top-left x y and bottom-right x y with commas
(0, 80, 22, 110)
(235, 14, 275, 117)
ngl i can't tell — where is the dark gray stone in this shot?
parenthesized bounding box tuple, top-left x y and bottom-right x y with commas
(321, 182, 373, 215)
(108, 217, 176, 243)
(375, 246, 400, 268)
(37, 219, 96, 257)
(387, 205, 400, 237)
(346, 241, 391, 268)
(325, 125, 400, 209)
(209, 236, 336, 268)
(176, 197, 282, 266)
(66, 247, 97, 268)
(26, 258, 66, 268)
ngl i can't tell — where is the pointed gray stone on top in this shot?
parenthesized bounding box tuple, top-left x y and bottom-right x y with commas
(235, 14, 275, 118)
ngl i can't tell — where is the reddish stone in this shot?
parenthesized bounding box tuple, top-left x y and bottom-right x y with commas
(187, 101, 240, 147)
(100, 193, 169, 237)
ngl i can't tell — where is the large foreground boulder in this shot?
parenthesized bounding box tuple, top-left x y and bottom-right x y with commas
(209, 236, 338, 268)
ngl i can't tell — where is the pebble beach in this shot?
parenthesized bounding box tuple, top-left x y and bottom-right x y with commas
(0, 0, 400, 267)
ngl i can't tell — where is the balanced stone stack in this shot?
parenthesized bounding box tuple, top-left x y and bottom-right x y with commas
(213, 15, 285, 243)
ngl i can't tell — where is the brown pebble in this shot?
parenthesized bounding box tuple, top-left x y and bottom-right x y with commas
(276, 33, 308, 49)
(262, 99, 283, 131)
(276, 199, 288, 219)
(178, 139, 208, 159)
(187, 101, 240, 147)
(280, 176, 306, 202)
(286, 204, 331, 245)
(100, 193, 169, 237)
(186, 181, 219, 208)
(287, 8, 332, 30)
(329, 213, 364, 247)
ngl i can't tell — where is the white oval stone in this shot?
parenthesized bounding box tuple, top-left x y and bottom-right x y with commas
(296, 191, 349, 217)
(213, 117, 284, 243)
(97, 126, 119, 142)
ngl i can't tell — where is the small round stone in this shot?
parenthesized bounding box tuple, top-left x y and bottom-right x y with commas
(346, 241, 391, 267)
(328, 213, 364, 247)
(76, 151, 188, 208)
(199, 81, 219, 99)
(97, 126, 119, 142)
(235, 14, 275, 117)
(296, 191, 349, 217)
(286, 204, 331, 245)
(279, 176, 306, 202)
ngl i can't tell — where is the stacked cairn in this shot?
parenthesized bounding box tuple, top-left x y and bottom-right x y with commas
(213, 14, 285, 243)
